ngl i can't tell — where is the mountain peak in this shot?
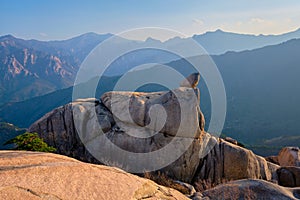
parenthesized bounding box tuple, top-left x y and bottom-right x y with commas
(215, 29, 225, 33)
(0, 34, 16, 41)
(145, 37, 161, 43)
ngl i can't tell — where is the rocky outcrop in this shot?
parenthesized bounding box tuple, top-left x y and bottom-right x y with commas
(30, 81, 205, 183)
(28, 99, 104, 164)
(265, 155, 279, 165)
(0, 151, 188, 200)
(278, 167, 300, 187)
(29, 74, 279, 191)
(224, 137, 238, 145)
(198, 179, 300, 200)
(101, 87, 204, 137)
(192, 134, 279, 190)
(278, 147, 300, 167)
(180, 73, 200, 89)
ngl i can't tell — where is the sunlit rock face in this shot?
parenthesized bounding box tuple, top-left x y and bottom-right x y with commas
(29, 73, 279, 187)
(29, 74, 205, 183)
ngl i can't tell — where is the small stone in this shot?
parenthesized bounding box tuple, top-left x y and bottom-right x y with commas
(180, 73, 200, 89)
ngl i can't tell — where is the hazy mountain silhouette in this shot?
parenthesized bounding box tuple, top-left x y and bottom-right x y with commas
(0, 34, 178, 104)
(191, 28, 300, 54)
(1, 39, 300, 153)
(1, 29, 300, 105)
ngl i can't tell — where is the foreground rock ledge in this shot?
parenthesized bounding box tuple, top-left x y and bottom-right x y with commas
(0, 151, 188, 200)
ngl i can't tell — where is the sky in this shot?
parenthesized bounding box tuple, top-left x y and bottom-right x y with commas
(1, 0, 300, 41)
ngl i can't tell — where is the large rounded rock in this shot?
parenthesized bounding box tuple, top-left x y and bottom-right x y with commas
(29, 87, 205, 183)
(101, 87, 204, 138)
(29, 99, 115, 164)
(201, 179, 300, 200)
(223, 141, 260, 180)
(192, 136, 279, 190)
(180, 73, 200, 89)
(28, 77, 278, 189)
(278, 147, 300, 167)
(278, 166, 300, 187)
(0, 151, 188, 200)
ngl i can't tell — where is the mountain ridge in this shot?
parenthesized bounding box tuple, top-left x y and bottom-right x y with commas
(1, 38, 300, 156)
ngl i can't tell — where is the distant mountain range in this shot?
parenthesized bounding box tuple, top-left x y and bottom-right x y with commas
(1, 29, 300, 155)
(191, 28, 300, 54)
(0, 122, 25, 149)
(1, 28, 300, 105)
(1, 38, 300, 152)
(0, 33, 175, 104)
(0, 33, 113, 104)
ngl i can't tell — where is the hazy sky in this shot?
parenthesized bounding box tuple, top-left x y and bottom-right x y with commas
(1, 0, 300, 41)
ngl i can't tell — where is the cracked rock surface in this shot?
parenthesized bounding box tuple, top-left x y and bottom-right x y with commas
(0, 151, 188, 200)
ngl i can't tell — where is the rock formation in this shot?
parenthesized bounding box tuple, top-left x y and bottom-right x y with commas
(278, 147, 300, 167)
(195, 179, 300, 200)
(28, 99, 103, 164)
(265, 155, 279, 165)
(278, 167, 300, 187)
(264, 146, 300, 188)
(180, 73, 200, 89)
(0, 151, 188, 200)
(28, 73, 282, 192)
(30, 76, 205, 183)
(192, 134, 279, 190)
(2, 151, 299, 200)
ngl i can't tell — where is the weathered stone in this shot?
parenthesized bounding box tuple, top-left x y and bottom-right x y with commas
(0, 186, 61, 200)
(28, 75, 280, 190)
(223, 141, 260, 180)
(28, 100, 115, 164)
(267, 161, 280, 182)
(101, 87, 203, 138)
(180, 73, 200, 89)
(265, 155, 279, 165)
(73, 97, 100, 103)
(256, 155, 273, 180)
(224, 137, 237, 145)
(191, 192, 209, 200)
(193, 136, 279, 190)
(202, 179, 300, 200)
(172, 180, 196, 196)
(29, 87, 205, 183)
(278, 166, 300, 187)
(0, 151, 188, 200)
(278, 147, 300, 167)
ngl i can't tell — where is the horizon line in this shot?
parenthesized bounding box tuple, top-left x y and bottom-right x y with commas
(1, 27, 300, 43)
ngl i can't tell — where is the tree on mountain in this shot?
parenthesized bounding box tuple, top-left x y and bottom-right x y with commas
(4, 132, 56, 153)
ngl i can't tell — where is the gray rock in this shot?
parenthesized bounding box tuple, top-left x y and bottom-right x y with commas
(193, 136, 279, 190)
(180, 73, 200, 89)
(278, 166, 300, 187)
(224, 137, 237, 145)
(278, 147, 300, 167)
(202, 179, 300, 200)
(265, 155, 279, 165)
(28, 101, 114, 164)
(191, 192, 209, 200)
(101, 87, 204, 138)
(28, 74, 278, 189)
(173, 180, 196, 196)
(29, 86, 205, 183)
(0, 151, 188, 200)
